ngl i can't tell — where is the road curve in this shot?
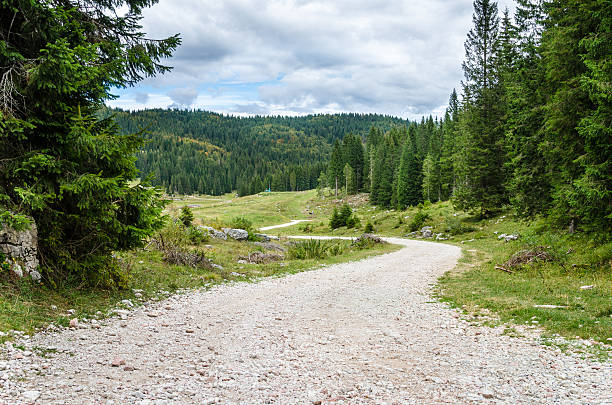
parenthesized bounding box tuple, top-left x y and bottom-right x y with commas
(2, 237, 610, 404)
(259, 220, 312, 231)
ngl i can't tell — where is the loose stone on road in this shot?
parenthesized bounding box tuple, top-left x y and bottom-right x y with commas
(1, 237, 610, 404)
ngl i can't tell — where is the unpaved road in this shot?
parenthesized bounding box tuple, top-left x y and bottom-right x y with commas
(1, 237, 610, 404)
(259, 220, 311, 231)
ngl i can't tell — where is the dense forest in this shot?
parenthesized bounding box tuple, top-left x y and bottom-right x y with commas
(110, 109, 408, 196)
(331, 0, 610, 236)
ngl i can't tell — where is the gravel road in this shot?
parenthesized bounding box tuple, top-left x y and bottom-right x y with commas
(259, 220, 312, 231)
(1, 237, 610, 404)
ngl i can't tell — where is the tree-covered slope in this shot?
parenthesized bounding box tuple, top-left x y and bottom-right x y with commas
(109, 108, 408, 195)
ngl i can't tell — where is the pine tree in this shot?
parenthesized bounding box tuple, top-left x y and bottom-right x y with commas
(541, 0, 611, 233)
(396, 135, 422, 209)
(344, 163, 357, 195)
(505, 0, 550, 218)
(327, 140, 344, 197)
(0, 0, 179, 285)
(422, 153, 440, 202)
(454, 0, 507, 217)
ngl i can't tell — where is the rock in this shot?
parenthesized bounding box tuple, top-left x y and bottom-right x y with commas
(211, 263, 224, 271)
(223, 228, 249, 241)
(421, 226, 433, 238)
(498, 233, 519, 242)
(69, 318, 79, 328)
(147, 312, 159, 318)
(200, 226, 227, 240)
(120, 299, 134, 308)
(111, 358, 125, 367)
(22, 390, 41, 401)
(480, 390, 495, 399)
(533, 305, 568, 309)
(123, 366, 135, 371)
(11, 263, 23, 278)
(579, 285, 595, 290)
(29, 269, 42, 281)
(0, 218, 39, 279)
(253, 233, 271, 242)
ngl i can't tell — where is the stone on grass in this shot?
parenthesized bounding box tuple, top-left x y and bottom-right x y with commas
(223, 228, 249, 241)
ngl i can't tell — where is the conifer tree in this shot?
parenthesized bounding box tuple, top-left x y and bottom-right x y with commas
(0, 0, 180, 285)
(396, 136, 422, 209)
(327, 140, 344, 197)
(454, 0, 507, 217)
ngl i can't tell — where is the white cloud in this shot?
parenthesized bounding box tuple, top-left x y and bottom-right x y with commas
(110, 0, 517, 118)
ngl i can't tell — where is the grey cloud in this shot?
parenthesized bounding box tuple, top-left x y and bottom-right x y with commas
(124, 0, 517, 117)
(229, 103, 270, 115)
(168, 87, 198, 106)
(133, 92, 149, 104)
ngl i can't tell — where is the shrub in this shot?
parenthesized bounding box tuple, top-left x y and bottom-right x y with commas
(330, 204, 360, 229)
(330, 208, 343, 229)
(328, 243, 345, 256)
(288, 239, 329, 260)
(444, 215, 476, 235)
(352, 233, 385, 250)
(187, 226, 209, 244)
(409, 209, 430, 232)
(364, 221, 374, 233)
(229, 216, 253, 233)
(179, 206, 194, 227)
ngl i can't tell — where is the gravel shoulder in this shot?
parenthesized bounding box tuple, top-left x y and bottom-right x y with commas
(1, 237, 610, 404)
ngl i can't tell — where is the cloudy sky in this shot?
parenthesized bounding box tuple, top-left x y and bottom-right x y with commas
(107, 0, 515, 119)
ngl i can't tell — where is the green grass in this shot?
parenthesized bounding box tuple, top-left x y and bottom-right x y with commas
(167, 190, 319, 229)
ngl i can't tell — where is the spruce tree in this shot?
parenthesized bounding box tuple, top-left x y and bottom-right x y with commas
(396, 135, 422, 209)
(0, 1, 179, 285)
(454, 0, 507, 217)
(327, 140, 344, 197)
(541, 0, 611, 233)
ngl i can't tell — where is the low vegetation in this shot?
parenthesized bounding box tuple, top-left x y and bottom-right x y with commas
(0, 201, 398, 337)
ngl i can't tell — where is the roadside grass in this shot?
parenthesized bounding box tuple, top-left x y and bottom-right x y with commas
(0, 228, 398, 338)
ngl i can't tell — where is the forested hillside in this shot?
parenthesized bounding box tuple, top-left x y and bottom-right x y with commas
(331, 0, 610, 236)
(109, 109, 407, 196)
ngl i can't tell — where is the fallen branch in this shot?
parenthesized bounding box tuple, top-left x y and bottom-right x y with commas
(495, 265, 514, 274)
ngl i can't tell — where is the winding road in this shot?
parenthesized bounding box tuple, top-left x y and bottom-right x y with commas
(1, 234, 610, 404)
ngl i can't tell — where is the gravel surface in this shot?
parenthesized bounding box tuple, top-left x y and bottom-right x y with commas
(258, 220, 312, 231)
(1, 237, 610, 404)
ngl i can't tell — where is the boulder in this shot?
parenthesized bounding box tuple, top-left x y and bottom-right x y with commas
(223, 228, 249, 241)
(0, 218, 40, 280)
(498, 233, 519, 242)
(199, 226, 227, 240)
(253, 233, 271, 242)
(421, 226, 433, 238)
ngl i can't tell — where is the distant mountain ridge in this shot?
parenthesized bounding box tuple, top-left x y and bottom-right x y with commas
(109, 108, 409, 195)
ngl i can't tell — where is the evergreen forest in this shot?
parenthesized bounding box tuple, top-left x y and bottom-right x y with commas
(110, 109, 408, 196)
(329, 0, 610, 237)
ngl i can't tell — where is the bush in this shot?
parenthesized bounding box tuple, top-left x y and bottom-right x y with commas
(179, 206, 194, 227)
(229, 216, 253, 232)
(330, 204, 360, 229)
(187, 226, 209, 244)
(351, 233, 385, 250)
(364, 221, 374, 233)
(444, 215, 476, 235)
(409, 209, 430, 232)
(328, 243, 345, 256)
(288, 239, 329, 260)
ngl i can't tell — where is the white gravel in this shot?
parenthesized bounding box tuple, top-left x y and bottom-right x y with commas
(1, 237, 610, 404)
